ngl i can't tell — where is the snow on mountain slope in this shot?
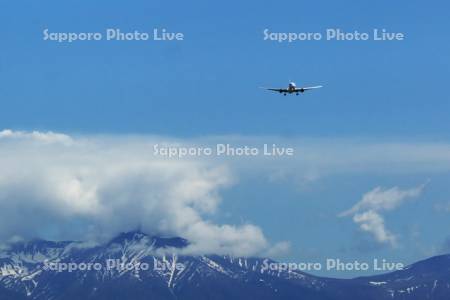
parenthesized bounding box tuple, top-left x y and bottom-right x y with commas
(1, 231, 450, 300)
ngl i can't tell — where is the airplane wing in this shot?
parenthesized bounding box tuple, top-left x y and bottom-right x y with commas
(260, 87, 287, 93)
(296, 85, 323, 92)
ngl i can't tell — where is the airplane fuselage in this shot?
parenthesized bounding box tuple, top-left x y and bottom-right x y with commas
(288, 82, 295, 91)
(286, 82, 304, 94)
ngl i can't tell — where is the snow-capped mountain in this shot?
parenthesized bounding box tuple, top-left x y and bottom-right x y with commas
(0, 231, 449, 300)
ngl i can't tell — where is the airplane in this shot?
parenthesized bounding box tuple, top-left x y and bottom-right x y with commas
(261, 81, 323, 95)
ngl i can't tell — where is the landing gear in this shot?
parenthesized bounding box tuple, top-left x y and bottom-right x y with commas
(283, 93, 287, 96)
(296, 93, 299, 95)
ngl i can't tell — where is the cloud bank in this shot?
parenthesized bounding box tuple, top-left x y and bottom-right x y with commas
(0, 129, 448, 256)
(0, 130, 283, 257)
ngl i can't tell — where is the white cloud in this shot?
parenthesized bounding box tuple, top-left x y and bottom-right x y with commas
(0, 129, 73, 145)
(340, 185, 425, 247)
(339, 185, 424, 217)
(353, 210, 396, 246)
(0, 129, 447, 255)
(0, 130, 282, 257)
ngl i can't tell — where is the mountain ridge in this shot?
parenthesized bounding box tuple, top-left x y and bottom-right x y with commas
(1, 231, 449, 300)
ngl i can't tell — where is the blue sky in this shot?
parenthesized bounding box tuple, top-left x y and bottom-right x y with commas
(1, 0, 449, 136)
(1, 0, 450, 278)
